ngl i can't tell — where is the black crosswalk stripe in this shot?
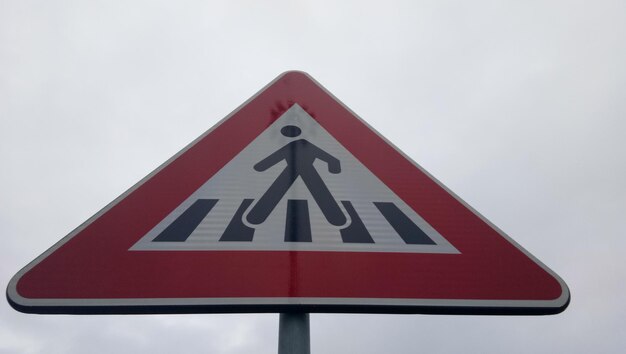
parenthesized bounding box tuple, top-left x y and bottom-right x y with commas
(284, 199, 312, 242)
(153, 199, 218, 242)
(374, 202, 435, 245)
(153, 199, 435, 245)
(220, 199, 255, 242)
(340, 201, 374, 243)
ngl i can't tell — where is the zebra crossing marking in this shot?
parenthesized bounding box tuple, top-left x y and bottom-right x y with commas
(153, 198, 436, 245)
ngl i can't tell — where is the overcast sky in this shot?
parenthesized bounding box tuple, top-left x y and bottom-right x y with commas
(1, 1, 625, 353)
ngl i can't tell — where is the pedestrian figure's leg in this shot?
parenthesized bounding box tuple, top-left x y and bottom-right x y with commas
(301, 167, 347, 226)
(247, 168, 298, 225)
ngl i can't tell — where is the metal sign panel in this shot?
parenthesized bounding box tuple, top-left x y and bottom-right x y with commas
(7, 71, 569, 315)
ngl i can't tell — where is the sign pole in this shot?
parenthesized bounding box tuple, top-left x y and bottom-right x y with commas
(278, 312, 310, 354)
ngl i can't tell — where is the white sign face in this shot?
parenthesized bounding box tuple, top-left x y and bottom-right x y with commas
(132, 104, 458, 254)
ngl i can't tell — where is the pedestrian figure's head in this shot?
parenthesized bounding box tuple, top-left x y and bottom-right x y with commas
(281, 125, 301, 138)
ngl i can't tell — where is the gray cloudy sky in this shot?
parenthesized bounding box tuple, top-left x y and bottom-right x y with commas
(1, 1, 625, 353)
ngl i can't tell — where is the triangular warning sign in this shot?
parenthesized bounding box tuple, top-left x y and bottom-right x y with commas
(7, 71, 569, 315)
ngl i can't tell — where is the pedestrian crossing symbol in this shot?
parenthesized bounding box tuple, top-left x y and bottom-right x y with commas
(132, 104, 457, 254)
(8, 71, 569, 315)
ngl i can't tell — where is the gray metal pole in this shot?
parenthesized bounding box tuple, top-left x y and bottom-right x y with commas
(278, 312, 310, 354)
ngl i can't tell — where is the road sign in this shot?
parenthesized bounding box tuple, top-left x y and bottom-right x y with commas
(7, 71, 570, 315)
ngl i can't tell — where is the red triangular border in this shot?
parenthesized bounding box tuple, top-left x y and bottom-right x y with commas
(7, 71, 569, 315)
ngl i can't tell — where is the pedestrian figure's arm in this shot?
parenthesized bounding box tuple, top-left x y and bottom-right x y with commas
(254, 146, 287, 171)
(311, 145, 341, 174)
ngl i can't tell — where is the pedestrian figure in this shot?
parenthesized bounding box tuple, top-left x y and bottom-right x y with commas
(246, 125, 347, 227)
